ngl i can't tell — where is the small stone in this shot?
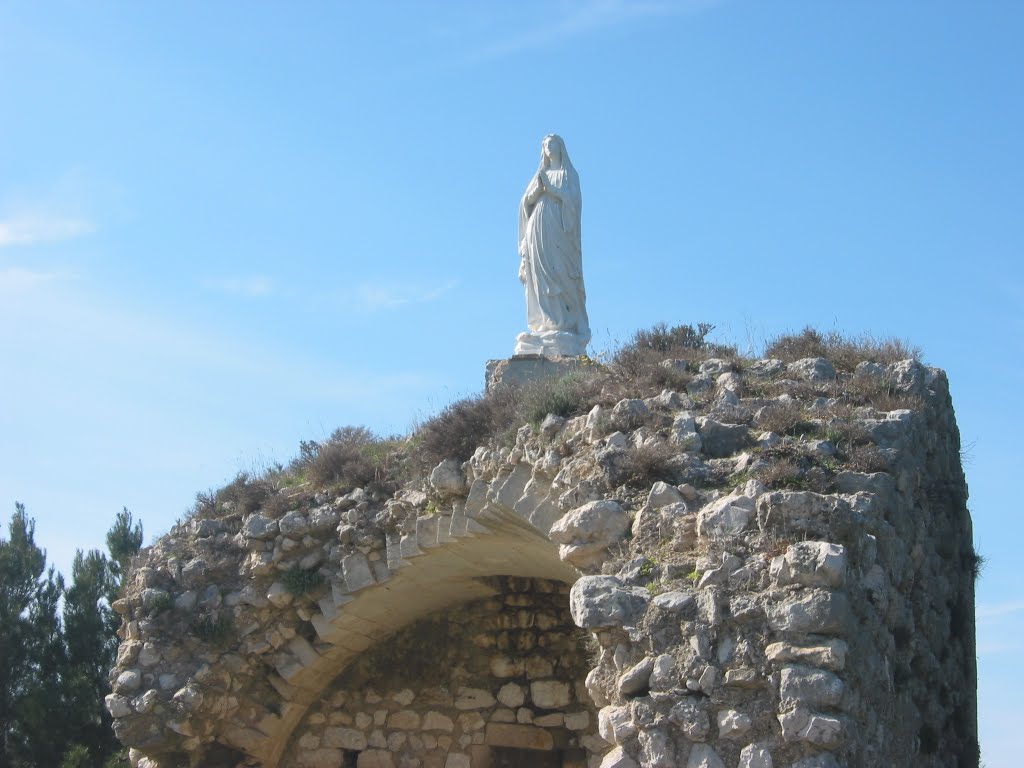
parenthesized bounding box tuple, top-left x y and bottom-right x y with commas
(422, 711, 454, 732)
(668, 699, 710, 740)
(687, 743, 726, 768)
(638, 727, 674, 768)
(569, 576, 649, 629)
(599, 746, 638, 768)
(618, 657, 655, 697)
(497, 683, 525, 708)
(598, 705, 637, 744)
(716, 709, 752, 738)
(104, 694, 132, 718)
(779, 665, 844, 708)
(454, 687, 496, 710)
(766, 589, 850, 634)
(649, 654, 677, 691)
(530, 680, 571, 708)
(737, 744, 773, 768)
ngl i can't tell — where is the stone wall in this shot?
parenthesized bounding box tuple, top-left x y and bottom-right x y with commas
(282, 577, 600, 768)
(108, 355, 977, 768)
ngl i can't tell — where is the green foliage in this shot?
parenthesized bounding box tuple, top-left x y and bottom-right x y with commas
(299, 427, 402, 494)
(191, 613, 233, 645)
(0, 503, 142, 768)
(192, 472, 275, 519)
(282, 565, 324, 596)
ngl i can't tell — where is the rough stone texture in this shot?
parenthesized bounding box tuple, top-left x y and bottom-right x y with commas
(109, 356, 975, 768)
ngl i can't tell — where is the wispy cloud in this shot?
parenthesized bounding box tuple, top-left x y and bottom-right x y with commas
(201, 275, 275, 297)
(355, 279, 457, 310)
(470, 0, 723, 61)
(0, 214, 93, 247)
(0, 266, 77, 291)
(977, 600, 1024, 620)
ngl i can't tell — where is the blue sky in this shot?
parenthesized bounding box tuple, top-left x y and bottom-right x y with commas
(1, 1, 1021, 763)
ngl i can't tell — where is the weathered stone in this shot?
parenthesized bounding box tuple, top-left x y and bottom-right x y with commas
(484, 723, 553, 750)
(638, 727, 674, 768)
(530, 679, 571, 708)
(357, 751, 395, 768)
(652, 591, 695, 613)
(549, 500, 629, 568)
(649, 654, 677, 692)
(298, 749, 344, 768)
(695, 418, 750, 458)
(570, 576, 649, 629)
(387, 709, 420, 729)
(779, 665, 844, 708)
(599, 746, 638, 768)
(716, 709, 752, 738)
(429, 458, 467, 495)
(599, 705, 637, 744)
(766, 590, 850, 634)
(686, 743, 726, 768)
(323, 727, 367, 750)
(242, 514, 278, 539)
(697, 492, 755, 538)
(737, 743, 773, 768)
(454, 687, 496, 710)
(618, 657, 655, 696)
(497, 683, 525, 708)
(421, 711, 454, 732)
(770, 541, 847, 588)
(669, 699, 710, 740)
(113, 670, 142, 694)
(787, 357, 836, 383)
(341, 552, 375, 592)
(765, 639, 848, 671)
(777, 707, 844, 748)
(104, 693, 132, 718)
(611, 398, 651, 430)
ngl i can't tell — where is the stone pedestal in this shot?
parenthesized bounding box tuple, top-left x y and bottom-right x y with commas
(485, 355, 583, 393)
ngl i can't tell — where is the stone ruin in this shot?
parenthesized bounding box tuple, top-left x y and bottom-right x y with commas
(107, 355, 978, 768)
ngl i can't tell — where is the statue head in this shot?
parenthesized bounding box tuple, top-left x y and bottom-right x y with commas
(542, 134, 565, 166)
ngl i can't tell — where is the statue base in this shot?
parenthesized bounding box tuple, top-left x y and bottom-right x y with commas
(485, 355, 585, 393)
(514, 329, 588, 357)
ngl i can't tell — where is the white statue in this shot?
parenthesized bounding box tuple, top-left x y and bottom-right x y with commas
(515, 134, 591, 357)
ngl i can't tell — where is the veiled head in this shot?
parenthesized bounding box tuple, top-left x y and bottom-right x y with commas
(541, 134, 568, 167)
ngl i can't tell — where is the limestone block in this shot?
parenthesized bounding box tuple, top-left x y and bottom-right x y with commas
(787, 357, 836, 383)
(696, 493, 755, 538)
(716, 709, 752, 738)
(242, 514, 278, 539)
(599, 746, 638, 768)
(695, 418, 750, 458)
(497, 682, 525, 708)
(323, 727, 367, 750)
(649, 654, 677, 692)
(443, 756, 469, 768)
(570, 576, 649, 629)
(686, 744, 726, 768)
(737, 743, 773, 768)
(267, 581, 293, 607)
(278, 511, 310, 537)
(779, 665, 844, 708)
(651, 591, 695, 613)
(611, 398, 651, 430)
(341, 553, 375, 593)
(638, 728, 673, 767)
(565, 711, 590, 730)
(648, 481, 685, 509)
(104, 694, 132, 718)
(765, 639, 848, 671)
(777, 707, 844, 748)
(454, 687, 496, 710)
(598, 705, 637, 744)
(531, 679, 572, 708)
(617, 657, 655, 696)
(549, 500, 629, 568)
(770, 542, 847, 588)
(484, 723, 554, 750)
(422, 711, 454, 732)
(298, 749, 344, 768)
(430, 458, 467, 495)
(668, 699, 710, 740)
(357, 751, 396, 768)
(113, 670, 142, 694)
(387, 710, 420, 729)
(766, 589, 850, 635)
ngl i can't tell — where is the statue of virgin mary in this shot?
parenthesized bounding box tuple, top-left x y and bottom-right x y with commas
(515, 134, 591, 357)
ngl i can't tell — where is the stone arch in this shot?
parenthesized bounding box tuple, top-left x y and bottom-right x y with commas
(249, 505, 579, 767)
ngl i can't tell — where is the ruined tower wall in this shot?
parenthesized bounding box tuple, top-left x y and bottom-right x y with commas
(108, 356, 976, 768)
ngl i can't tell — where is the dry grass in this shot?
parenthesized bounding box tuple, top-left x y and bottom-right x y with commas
(764, 327, 920, 372)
